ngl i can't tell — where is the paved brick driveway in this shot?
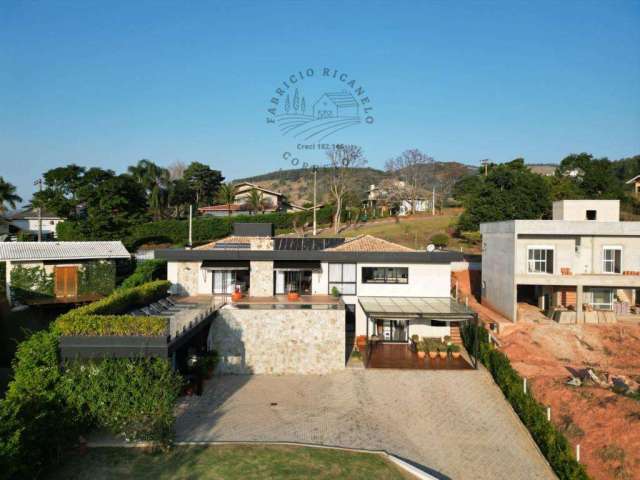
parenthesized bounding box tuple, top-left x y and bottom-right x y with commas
(175, 369, 556, 480)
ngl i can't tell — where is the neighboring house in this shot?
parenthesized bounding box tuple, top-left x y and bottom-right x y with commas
(528, 164, 558, 176)
(626, 174, 640, 197)
(366, 183, 432, 216)
(480, 200, 640, 323)
(198, 182, 304, 216)
(313, 92, 359, 119)
(10, 208, 65, 239)
(156, 223, 474, 375)
(0, 241, 130, 305)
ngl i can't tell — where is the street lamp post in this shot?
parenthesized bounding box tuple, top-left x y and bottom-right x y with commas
(481, 159, 490, 177)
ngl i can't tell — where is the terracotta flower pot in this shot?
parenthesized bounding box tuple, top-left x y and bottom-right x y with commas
(452, 351, 461, 359)
(231, 291, 243, 302)
(356, 335, 368, 352)
(287, 292, 300, 301)
(417, 351, 426, 359)
(428, 351, 438, 359)
(438, 351, 447, 359)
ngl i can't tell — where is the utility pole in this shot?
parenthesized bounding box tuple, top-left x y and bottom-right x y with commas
(481, 158, 489, 177)
(188, 205, 193, 249)
(431, 185, 436, 216)
(312, 165, 318, 236)
(33, 178, 43, 242)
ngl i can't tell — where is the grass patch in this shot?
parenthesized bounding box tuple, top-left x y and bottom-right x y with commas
(320, 211, 477, 252)
(46, 445, 411, 480)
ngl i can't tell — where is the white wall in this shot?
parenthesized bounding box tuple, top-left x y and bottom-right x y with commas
(552, 200, 619, 222)
(314, 261, 452, 336)
(481, 231, 517, 321)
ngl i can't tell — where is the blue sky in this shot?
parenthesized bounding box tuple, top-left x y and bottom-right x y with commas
(1, 0, 639, 201)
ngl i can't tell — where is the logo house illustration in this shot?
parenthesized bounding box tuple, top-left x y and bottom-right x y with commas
(277, 89, 361, 141)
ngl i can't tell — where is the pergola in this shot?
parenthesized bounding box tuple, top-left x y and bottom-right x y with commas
(358, 296, 479, 369)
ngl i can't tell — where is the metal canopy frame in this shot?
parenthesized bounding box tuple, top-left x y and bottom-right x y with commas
(359, 296, 479, 369)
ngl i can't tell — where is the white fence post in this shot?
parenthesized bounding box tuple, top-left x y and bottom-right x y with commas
(523, 378, 527, 394)
(547, 406, 551, 422)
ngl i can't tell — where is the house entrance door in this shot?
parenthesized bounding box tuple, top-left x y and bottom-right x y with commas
(54, 266, 78, 298)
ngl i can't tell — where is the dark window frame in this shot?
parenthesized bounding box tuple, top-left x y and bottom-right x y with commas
(328, 263, 357, 296)
(361, 266, 409, 284)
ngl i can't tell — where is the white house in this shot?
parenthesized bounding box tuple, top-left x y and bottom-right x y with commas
(480, 200, 640, 323)
(313, 92, 359, 119)
(156, 223, 473, 375)
(10, 209, 65, 239)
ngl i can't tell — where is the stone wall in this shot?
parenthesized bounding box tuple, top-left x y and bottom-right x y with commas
(208, 306, 345, 375)
(249, 261, 273, 297)
(168, 261, 201, 296)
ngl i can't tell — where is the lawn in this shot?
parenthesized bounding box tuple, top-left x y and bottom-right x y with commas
(322, 210, 479, 253)
(46, 445, 413, 480)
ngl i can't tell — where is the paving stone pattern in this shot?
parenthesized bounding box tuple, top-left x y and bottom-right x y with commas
(176, 369, 556, 480)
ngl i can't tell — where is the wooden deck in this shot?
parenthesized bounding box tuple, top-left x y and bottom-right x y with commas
(367, 343, 473, 370)
(24, 293, 104, 306)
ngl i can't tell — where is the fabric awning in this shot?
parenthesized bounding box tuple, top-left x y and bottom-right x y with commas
(358, 296, 475, 322)
(201, 260, 250, 271)
(273, 260, 321, 272)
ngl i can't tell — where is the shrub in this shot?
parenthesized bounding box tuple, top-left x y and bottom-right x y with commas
(0, 331, 82, 479)
(60, 357, 182, 443)
(56, 315, 167, 336)
(430, 233, 449, 248)
(462, 325, 589, 480)
(120, 260, 167, 290)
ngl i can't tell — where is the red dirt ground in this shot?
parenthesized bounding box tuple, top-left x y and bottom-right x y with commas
(501, 322, 640, 480)
(452, 270, 640, 479)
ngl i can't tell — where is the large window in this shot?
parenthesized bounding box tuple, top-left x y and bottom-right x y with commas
(602, 247, 622, 274)
(275, 270, 312, 294)
(527, 247, 554, 274)
(362, 267, 408, 284)
(585, 288, 614, 310)
(328, 263, 356, 295)
(213, 270, 250, 294)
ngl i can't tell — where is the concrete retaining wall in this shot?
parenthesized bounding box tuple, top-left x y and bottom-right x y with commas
(209, 306, 345, 375)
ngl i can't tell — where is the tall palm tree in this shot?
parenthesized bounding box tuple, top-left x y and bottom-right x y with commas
(128, 159, 170, 216)
(0, 177, 22, 214)
(216, 183, 238, 217)
(245, 188, 264, 215)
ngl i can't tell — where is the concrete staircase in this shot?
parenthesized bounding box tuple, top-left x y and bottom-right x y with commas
(450, 325, 463, 345)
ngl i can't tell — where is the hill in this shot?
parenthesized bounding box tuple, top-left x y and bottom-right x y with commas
(235, 162, 475, 205)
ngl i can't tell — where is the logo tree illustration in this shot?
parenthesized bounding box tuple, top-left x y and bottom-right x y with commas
(293, 89, 300, 112)
(285, 94, 291, 113)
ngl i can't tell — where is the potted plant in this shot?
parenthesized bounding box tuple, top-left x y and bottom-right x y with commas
(438, 343, 448, 359)
(411, 334, 420, 350)
(417, 340, 426, 359)
(331, 286, 340, 298)
(356, 335, 368, 352)
(448, 343, 461, 359)
(287, 289, 300, 301)
(231, 287, 243, 302)
(427, 339, 438, 359)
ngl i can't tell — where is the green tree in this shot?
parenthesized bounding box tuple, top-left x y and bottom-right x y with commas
(0, 177, 22, 214)
(168, 179, 196, 218)
(558, 153, 624, 199)
(128, 160, 170, 219)
(216, 183, 238, 216)
(457, 159, 551, 232)
(183, 162, 224, 207)
(452, 174, 483, 206)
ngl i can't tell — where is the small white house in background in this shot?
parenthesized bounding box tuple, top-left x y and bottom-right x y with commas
(10, 209, 65, 239)
(0, 241, 130, 305)
(480, 200, 640, 323)
(155, 223, 473, 375)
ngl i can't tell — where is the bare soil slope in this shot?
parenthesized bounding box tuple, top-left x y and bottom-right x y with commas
(501, 323, 640, 480)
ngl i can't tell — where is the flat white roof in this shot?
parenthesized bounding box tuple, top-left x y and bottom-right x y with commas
(0, 241, 130, 262)
(480, 220, 640, 236)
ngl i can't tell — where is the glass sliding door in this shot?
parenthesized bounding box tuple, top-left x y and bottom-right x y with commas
(213, 270, 250, 294)
(375, 320, 408, 342)
(275, 270, 312, 294)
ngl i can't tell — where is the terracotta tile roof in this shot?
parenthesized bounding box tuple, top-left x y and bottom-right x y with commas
(195, 236, 263, 250)
(324, 235, 416, 253)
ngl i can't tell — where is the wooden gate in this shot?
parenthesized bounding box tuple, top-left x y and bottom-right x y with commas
(54, 266, 78, 298)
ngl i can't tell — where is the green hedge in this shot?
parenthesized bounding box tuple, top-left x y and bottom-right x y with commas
(54, 280, 170, 336)
(119, 259, 167, 290)
(462, 325, 589, 480)
(124, 212, 304, 249)
(0, 281, 183, 478)
(55, 315, 167, 336)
